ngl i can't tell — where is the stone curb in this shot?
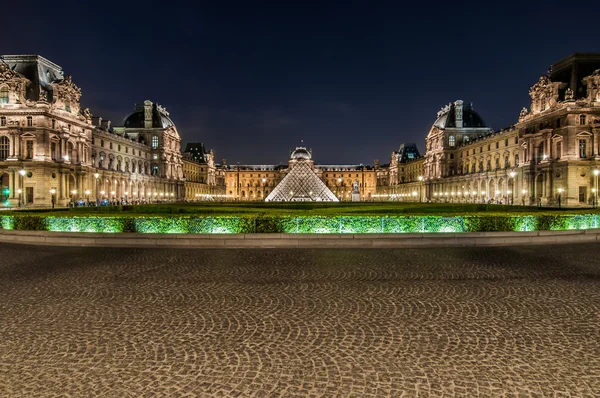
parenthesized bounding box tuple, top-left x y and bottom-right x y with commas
(0, 229, 599, 248)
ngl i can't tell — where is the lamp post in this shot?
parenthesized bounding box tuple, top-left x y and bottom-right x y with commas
(94, 173, 99, 202)
(510, 171, 516, 205)
(418, 176, 423, 202)
(557, 188, 563, 208)
(18, 169, 26, 207)
(50, 188, 56, 209)
(594, 169, 599, 208)
(85, 190, 90, 206)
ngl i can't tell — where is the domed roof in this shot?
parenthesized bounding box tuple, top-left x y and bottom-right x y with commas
(290, 147, 311, 160)
(122, 101, 175, 129)
(433, 102, 487, 129)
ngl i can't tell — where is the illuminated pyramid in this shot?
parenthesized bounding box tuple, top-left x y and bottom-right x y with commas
(265, 160, 338, 202)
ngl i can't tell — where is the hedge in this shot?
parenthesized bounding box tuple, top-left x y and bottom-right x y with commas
(1, 214, 599, 234)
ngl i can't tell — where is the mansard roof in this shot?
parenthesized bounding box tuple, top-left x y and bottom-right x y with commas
(433, 102, 487, 129)
(121, 102, 175, 129)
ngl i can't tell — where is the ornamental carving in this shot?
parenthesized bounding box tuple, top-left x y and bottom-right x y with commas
(0, 63, 19, 82)
(582, 69, 600, 102)
(529, 75, 560, 113)
(519, 107, 529, 121)
(53, 75, 82, 104)
(564, 87, 574, 101)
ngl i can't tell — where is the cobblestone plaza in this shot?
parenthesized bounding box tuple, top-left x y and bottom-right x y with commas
(0, 244, 598, 396)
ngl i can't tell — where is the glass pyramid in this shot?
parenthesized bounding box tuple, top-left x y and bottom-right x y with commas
(265, 160, 339, 202)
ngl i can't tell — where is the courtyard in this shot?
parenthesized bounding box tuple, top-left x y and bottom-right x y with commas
(0, 243, 598, 396)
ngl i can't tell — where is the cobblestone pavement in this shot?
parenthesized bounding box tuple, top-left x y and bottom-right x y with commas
(0, 244, 599, 397)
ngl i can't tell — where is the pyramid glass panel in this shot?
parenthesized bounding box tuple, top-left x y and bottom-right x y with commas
(265, 160, 339, 202)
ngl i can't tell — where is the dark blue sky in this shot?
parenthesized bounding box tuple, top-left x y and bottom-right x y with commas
(4, 0, 600, 164)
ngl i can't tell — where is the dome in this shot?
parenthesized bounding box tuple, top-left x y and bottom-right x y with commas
(122, 101, 175, 129)
(290, 147, 311, 160)
(433, 101, 487, 129)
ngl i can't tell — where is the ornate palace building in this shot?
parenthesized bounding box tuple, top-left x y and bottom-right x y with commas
(0, 55, 223, 207)
(3, 52, 600, 207)
(379, 53, 600, 207)
(224, 147, 378, 201)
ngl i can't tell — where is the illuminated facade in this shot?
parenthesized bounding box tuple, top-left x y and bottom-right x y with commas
(0, 55, 218, 207)
(224, 147, 378, 201)
(382, 53, 600, 207)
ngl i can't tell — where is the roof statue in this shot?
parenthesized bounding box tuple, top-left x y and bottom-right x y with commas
(265, 157, 338, 202)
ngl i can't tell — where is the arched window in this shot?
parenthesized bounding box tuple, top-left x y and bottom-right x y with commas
(580, 115, 586, 125)
(0, 136, 9, 160)
(448, 135, 455, 147)
(152, 136, 159, 149)
(0, 86, 9, 104)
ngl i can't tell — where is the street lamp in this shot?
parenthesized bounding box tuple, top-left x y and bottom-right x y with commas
(557, 187, 564, 208)
(18, 169, 26, 207)
(94, 173, 100, 202)
(594, 169, 599, 208)
(49, 188, 56, 209)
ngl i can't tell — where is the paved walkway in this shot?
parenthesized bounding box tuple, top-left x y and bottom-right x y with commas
(0, 244, 598, 397)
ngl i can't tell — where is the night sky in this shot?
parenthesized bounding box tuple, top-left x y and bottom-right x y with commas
(4, 1, 600, 165)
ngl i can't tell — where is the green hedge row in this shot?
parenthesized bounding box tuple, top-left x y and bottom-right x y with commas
(1, 214, 598, 234)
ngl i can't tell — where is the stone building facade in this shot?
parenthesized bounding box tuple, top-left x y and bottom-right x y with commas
(382, 53, 600, 207)
(0, 55, 220, 207)
(224, 147, 378, 201)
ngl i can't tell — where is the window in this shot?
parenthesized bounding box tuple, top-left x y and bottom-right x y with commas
(110, 143, 113, 149)
(27, 116, 32, 127)
(51, 142, 57, 161)
(152, 154, 158, 160)
(448, 135, 455, 147)
(487, 144, 490, 151)
(0, 136, 9, 160)
(152, 136, 159, 149)
(515, 154, 519, 165)
(26, 141, 33, 159)
(51, 119, 56, 129)
(118, 144, 121, 151)
(495, 158, 500, 169)
(463, 136, 469, 144)
(580, 115, 586, 125)
(579, 139, 587, 158)
(152, 165, 159, 176)
(0, 117, 5, 126)
(65, 101, 70, 112)
(495, 142, 499, 149)
(450, 153, 454, 159)
(67, 124, 71, 131)
(505, 139, 508, 146)
(0, 86, 8, 104)
(126, 147, 128, 153)
(515, 137, 518, 144)
(556, 142, 562, 159)
(100, 140, 104, 148)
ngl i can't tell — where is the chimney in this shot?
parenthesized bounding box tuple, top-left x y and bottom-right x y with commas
(144, 100, 153, 128)
(454, 100, 463, 128)
(101, 120, 111, 130)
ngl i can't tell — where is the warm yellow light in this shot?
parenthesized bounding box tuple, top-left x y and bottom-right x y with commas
(71, 190, 77, 194)
(50, 189, 56, 194)
(94, 173, 99, 179)
(84, 190, 90, 195)
(18, 169, 26, 176)
(17, 189, 22, 194)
